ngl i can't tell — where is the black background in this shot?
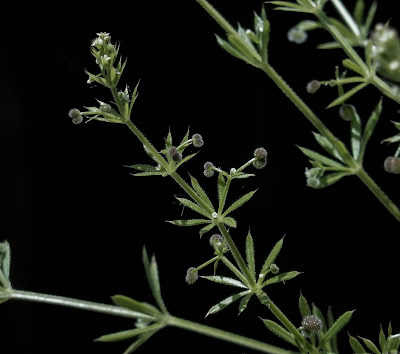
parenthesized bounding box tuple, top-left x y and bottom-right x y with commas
(1, 1, 399, 353)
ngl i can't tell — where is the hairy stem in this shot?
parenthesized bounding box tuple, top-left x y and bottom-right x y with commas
(167, 315, 297, 354)
(5, 289, 157, 321)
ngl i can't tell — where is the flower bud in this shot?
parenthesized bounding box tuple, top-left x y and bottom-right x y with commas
(270, 263, 279, 274)
(209, 234, 225, 252)
(68, 108, 83, 124)
(306, 80, 321, 94)
(384, 156, 400, 174)
(287, 27, 308, 44)
(339, 104, 356, 121)
(168, 146, 182, 162)
(192, 133, 204, 148)
(203, 161, 215, 177)
(185, 267, 198, 285)
(253, 147, 268, 169)
(301, 315, 323, 337)
(99, 103, 112, 113)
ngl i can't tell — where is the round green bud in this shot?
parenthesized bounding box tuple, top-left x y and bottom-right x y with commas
(270, 263, 279, 275)
(384, 156, 400, 174)
(203, 161, 215, 177)
(339, 104, 356, 121)
(209, 234, 224, 250)
(301, 315, 323, 337)
(168, 146, 182, 162)
(99, 104, 112, 113)
(287, 27, 308, 44)
(68, 108, 83, 124)
(253, 147, 268, 169)
(306, 80, 321, 94)
(192, 133, 204, 148)
(185, 267, 198, 285)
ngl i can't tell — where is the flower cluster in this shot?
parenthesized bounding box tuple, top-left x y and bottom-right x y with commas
(253, 147, 268, 169)
(371, 23, 400, 83)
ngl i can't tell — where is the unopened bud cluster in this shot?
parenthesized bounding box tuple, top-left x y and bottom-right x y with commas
(287, 27, 308, 44)
(209, 234, 226, 253)
(253, 147, 268, 169)
(204, 161, 215, 177)
(301, 315, 323, 338)
(270, 263, 279, 274)
(305, 168, 322, 189)
(306, 80, 321, 94)
(192, 133, 204, 148)
(68, 108, 83, 125)
(384, 156, 400, 174)
(185, 267, 198, 285)
(168, 146, 182, 162)
(91, 32, 116, 71)
(371, 23, 400, 83)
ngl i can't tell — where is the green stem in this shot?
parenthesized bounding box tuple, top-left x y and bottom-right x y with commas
(220, 255, 249, 285)
(218, 223, 256, 288)
(5, 289, 157, 321)
(356, 167, 400, 222)
(167, 315, 297, 354)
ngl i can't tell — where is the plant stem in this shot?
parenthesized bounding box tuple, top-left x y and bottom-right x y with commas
(356, 167, 400, 222)
(167, 315, 297, 354)
(218, 223, 256, 288)
(5, 289, 157, 321)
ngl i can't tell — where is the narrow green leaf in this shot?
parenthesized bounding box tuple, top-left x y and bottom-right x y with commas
(232, 173, 255, 179)
(317, 310, 354, 349)
(142, 247, 167, 313)
(175, 152, 199, 169)
(189, 174, 214, 210)
(364, 1, 377, 33)
(176, 197, 211, 219)
(353, 0, 365, 27)
(269, 1, 304, 9)
(95, 323, 161, 342)
(298, 146, 345, 168)
(222, 190, 257, 217)
(260, 237, 284, 277)
(165, 129, 172, 148)
(128, 80, 140, 116)
(326, 82, 368, 108)
(205, 290, 251, 317)
(0, 241, 10, 280)
(316, 171, 351, 189)
(312, 132, 343, 162)
(179, 127, 190, 148)
(201, 275, 247, 288)
(387, 334, 400, 352)
(348, 333, 367, 353)
(217, 172, 226, 208)
(199, 223, 216, 236)
(122, 331, 155, 354)
(246, 230, 256, 280)
(350, 106, 362, 160)
(360, 99, 382, 160)
(126, 164, 160, 173)
(262, 271, 301, 287)
(327, 307, 338, 353)
(238, 293, 253, 315)
(167, 219, 210, 227)
(359, 337, 381, 354)
(260, 6, 270, 63)
(299, 292, 311, 318)
(262, 319, 297, 346)
(379, 325, 386, 352)
(111, 295, 160, 317)
(342, 59, 365, 76)
(130, 172, 166, 177)
(216, 35, 257, 66)
(222, 216, 237, 228)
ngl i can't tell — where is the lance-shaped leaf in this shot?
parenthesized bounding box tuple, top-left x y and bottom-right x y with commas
(246, 230, 256, 280)
(175, 197, 211, 219)
(379, 326, 386, 352)
(262, 271, 301, 287)
(238, 293, 253, 315)
(222, 190, 257, 217)
(312, 132, 343, 162)
(298, 146, 345, 168)
(222, 216, 237, 228)
(315, 171, 351, 189)
(359, 337, 381, 354)
(317, 310, 354, 350)
(217, 172, 226, 206)
(189, 174, 214, 210)
(122, 331, 156, 354)
(259, 237, 284, 281)
(167, 219, 210, 227)
(327, 307, 338, 353)
(0, 241, 11, 280)
(360, 99, 382, 161)
(326, 82, 368, 108)
(142, 247, 167, 313)
(201, 275, 247, 289)
(262, 319, 297, 346)
(205, 290, 251, 317)
(299, 292, 311, 318)
(348, 333, 367, 353)
(350, 107, 362, 161)
(111, 295, 161, 318)
(95, 323, 162, 342)
(175, 152, 199, 169)
(199, 223, 216, 236)
(216, 35, 257, 66)
(232, 173, 255, 179)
